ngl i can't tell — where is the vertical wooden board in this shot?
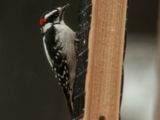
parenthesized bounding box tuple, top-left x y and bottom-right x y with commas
(83, 0, 128, 120)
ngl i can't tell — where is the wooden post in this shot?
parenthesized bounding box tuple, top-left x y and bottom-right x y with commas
(82, 0, 128, 120)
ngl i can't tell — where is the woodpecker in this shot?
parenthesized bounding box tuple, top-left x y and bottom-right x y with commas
(39, 4, 76, 113)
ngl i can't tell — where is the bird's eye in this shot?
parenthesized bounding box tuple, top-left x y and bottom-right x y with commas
(54, 11, 59, 17)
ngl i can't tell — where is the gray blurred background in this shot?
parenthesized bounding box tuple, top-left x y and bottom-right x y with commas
(122, 0, 159, 120)
(0, 0, 159, 120)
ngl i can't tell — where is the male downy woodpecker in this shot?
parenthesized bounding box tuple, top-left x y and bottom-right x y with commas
(39, 4, 76, 113)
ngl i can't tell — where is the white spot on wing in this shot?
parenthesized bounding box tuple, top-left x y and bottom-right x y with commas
(63, 70, 66, 75)
(54, 68, 57, 71)
(55, 56, 58, 59)
(55, 75, 57, 78)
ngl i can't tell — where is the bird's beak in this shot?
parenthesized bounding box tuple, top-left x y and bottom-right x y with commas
(61, 3, 70, 14)
(59, 3, 70, 21)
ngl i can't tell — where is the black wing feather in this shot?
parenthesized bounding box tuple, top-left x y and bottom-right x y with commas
(44, 26, 72, 112)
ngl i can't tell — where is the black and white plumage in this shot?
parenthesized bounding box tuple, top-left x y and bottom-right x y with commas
(39, 4, 76, 113)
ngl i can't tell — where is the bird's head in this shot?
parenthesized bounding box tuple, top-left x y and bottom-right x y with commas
(40, 4, 70, 27)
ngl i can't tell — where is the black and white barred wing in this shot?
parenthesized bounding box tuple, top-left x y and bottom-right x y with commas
(44, 26, 72, 111)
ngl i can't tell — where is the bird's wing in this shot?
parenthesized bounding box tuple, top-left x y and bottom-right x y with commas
(44, 26, 73, 112)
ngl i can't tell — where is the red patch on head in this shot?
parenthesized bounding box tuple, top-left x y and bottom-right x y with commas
(40, 18, 46, 26)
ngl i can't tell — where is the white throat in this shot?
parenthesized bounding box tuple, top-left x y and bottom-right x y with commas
(42, 23, 53, 33)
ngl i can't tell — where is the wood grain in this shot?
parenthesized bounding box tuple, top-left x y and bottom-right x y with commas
(81, 0, 128, 120)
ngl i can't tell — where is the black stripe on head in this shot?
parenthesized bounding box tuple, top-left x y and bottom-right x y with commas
(40, 11, 50, 19)
(47, 9, 60, 23)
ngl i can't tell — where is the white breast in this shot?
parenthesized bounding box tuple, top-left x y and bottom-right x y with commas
(54, 24, 76, 55)
(54, 23, 76, 69)
(42, 23, 52, 33)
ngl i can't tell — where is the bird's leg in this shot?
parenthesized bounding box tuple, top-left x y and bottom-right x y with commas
(69, 89, 74, 111)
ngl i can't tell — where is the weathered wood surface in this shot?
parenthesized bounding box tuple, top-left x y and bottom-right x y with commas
(81, 0, 128, 120)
